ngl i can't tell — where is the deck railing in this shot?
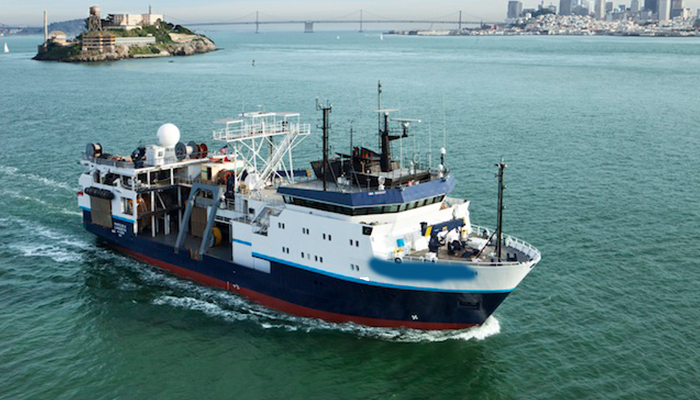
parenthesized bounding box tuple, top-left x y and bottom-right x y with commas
(401, 224, 541, 267)
(213, 122, 311, 142)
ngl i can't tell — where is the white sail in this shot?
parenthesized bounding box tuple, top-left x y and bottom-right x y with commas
(3, 43, 8, 53)
(380, 34, 384, 41)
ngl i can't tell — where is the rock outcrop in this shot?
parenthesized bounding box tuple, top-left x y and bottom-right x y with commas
(34, 34, 216, 62)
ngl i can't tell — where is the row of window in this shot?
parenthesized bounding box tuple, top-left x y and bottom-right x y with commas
(282, 195, 445, 216)
(278, 222, 286, 229)
(279, 224, 359, 247)
(300, 251, 324, 264)
(282, 248, 362, 272)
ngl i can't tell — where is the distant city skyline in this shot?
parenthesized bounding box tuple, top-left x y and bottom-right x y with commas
(4, 0, 700, 26)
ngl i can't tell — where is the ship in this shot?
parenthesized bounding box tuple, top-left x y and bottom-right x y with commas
(78, 89, 541, 330)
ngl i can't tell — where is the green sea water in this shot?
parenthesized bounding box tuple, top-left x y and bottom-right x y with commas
(0, 32, 699, 399)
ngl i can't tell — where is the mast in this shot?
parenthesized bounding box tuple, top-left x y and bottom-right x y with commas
(377, 80, 382, 150)
(317, 100, 332, 191)
(380, 111, 391, 172)
(495, 157, 507, 262)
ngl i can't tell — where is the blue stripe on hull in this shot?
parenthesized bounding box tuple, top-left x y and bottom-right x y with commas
(83, 211, 509, 326)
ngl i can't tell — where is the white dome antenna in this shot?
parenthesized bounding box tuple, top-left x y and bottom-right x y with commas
(157, 123, 181, 148)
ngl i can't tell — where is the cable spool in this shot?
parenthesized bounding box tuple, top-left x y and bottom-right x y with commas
(217, 170, 235, 185)
(174, 142, 188, 161)
(188, 141, 199, 159)
(199, 143, 208, 159)
(86, 143, 103, 158)
(84, 187, 115, 200)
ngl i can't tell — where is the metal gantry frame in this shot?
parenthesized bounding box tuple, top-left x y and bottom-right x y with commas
(212, 112, 311, 192)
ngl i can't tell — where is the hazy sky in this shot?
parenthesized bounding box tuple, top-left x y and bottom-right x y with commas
(2, 0, 700, 26)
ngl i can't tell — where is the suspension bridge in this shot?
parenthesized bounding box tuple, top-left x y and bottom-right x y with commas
(1, 10, 500, 33)
(183, 10, 499, 33)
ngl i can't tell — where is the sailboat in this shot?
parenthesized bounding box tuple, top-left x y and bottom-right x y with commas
(3, 43, 9, 53)
(380, 34, 384, 41)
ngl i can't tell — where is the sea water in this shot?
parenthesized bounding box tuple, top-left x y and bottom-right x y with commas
(0, 32, 699, 399)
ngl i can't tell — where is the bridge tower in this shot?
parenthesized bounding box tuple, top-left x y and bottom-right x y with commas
(459, 10, 463, 31)
(255, 11, 259, 34)
(359, 9, 364, 33)
(304, 22, 314, 33)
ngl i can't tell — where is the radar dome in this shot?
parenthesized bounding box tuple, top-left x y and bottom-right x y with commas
(157, 123, 181, 148)
(90, 6, 101, 16)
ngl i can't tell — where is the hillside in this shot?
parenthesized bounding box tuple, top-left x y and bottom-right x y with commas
(11, 19, 87, 37)
(34, 20, 216, 62)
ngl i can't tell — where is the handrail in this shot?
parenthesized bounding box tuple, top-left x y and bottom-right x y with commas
(400, 224, 541, 267)
(213, 123, 311, 142)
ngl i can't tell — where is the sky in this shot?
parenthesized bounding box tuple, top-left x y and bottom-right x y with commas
(2, 0, 700, 26)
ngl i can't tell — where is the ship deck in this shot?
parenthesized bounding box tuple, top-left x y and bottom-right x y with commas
(409, 244, 528, 264)
(144, 232, 232, 262)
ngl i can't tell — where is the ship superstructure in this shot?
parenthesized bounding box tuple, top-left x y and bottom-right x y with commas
(78, 95, 541, 330)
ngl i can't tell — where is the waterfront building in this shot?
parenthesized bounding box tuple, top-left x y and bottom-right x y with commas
(560, 0, 573, 15)
(508, 1, 524, 18)
(645, 0, 658, 15)
(658, 0, 671, 21)
(670, 0, 684, 18)
(573, 4, 591, 15)
(595, 0, 606, 18)
(631, 0, 640, 12)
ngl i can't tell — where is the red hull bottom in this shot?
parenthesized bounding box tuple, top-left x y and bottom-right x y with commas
(117, 246, 476, 331)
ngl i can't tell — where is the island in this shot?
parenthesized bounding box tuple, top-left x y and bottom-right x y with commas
(34, 6, 215, 62)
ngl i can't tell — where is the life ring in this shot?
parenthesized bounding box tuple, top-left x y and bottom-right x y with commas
(394, 257, 403, 264)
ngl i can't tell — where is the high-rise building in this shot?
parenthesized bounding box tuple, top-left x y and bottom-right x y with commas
(560, 0, 573, 15)
(670, 0, 684, 18)
(631, 0, 640, 13)
(645, 0, 658, 13)
(595, 0, 606, 18)
(508, 1, 524, 18)
(658, 0, 671, 21)
(644, 0, 659, 14)
(606, 2, 614, 12)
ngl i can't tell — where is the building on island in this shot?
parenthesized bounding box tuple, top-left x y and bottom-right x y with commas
(105, 6, 164, 30)
(81, 31, 116, 52)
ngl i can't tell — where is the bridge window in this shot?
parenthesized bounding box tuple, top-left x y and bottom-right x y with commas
(285, 196, 444, 216)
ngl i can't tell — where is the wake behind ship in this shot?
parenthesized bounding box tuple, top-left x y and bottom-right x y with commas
(77, 94, 541, 330)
